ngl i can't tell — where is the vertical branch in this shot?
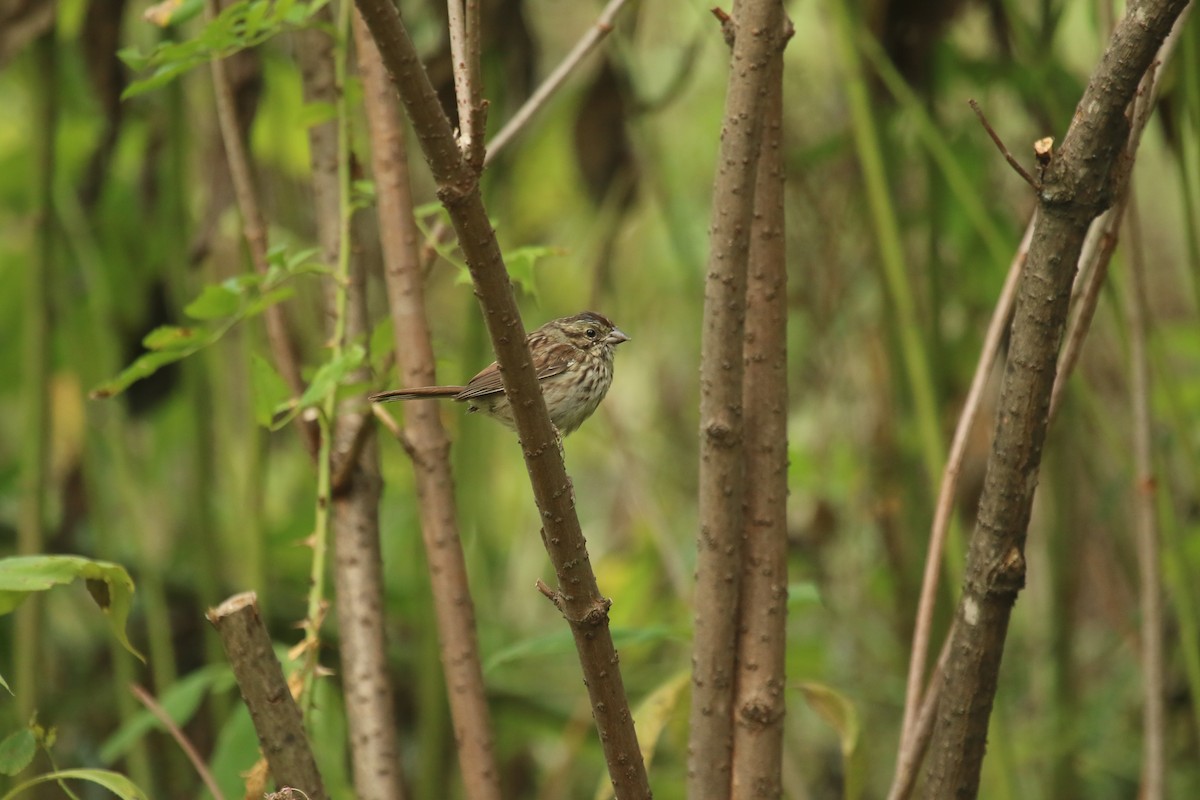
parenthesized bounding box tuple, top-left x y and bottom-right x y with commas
(1125, 198, 1166, 800)
(353, 1, 651, 795)
(689, 2, 786, 796)
(925, 1, 1189, 794)
(204, 0, 317, 459)
(15, 31, 55, 723)
(447, 0, 485, 167)
(355, 12, 502, 800)
(730, 27, 789, 798)
(297, 6, 406, 796)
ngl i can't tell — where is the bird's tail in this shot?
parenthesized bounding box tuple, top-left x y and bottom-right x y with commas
(370, 386, 465, 402)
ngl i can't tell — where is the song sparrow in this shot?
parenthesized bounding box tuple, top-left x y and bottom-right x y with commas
(370, 311, 629, 435)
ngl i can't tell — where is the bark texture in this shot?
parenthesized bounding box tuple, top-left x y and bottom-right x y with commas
(208, 593, 328, 799)
(355, 13, 502, 800)
(353, 1, 650, 795)
(924, 1, 1190, 796)
(689, 2, 786, 796)
(730, 38, 788, 800)
(296, 15, 406, 798)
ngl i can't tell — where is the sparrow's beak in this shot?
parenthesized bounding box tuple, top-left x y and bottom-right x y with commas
(607, 328, 630, 345)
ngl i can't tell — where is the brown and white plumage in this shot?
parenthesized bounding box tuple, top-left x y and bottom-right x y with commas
(371, 312, 629, 435)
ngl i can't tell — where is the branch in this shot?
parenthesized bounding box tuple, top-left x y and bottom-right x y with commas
(925, 1, 1191, 794)
(894, 216, 1033, 757)
(130, 684, 227, 800)
(689, 2, 786, 796)
(485, 0, 632, 163)
(1048, 5, 1187, 420)
(355, 11, 501, 799)
(207, 593, 328, 800)
(730, 35, 789, 797)
(296, 6, 406, 796)
(1125, 196, 1166, 800)
(204, 0, 317, 459)
(447, 0, 485, 168)
(352, 1, 650, 794)
(968, 99, 1040, 191)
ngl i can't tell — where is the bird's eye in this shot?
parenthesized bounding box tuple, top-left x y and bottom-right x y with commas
(585, 328, 597, 339)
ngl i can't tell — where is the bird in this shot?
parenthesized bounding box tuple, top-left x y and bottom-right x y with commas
(370, 311, 629, 435)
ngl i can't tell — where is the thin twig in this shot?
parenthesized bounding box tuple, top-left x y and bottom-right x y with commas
(446, 0, 483, 167)
(968, 98, 1041, 192)
(205, 0, 317, 459)
(888, 624, 955, 800)
(130, 684, 227, 800)
(1126, 195, 1166, 800)
(409, 0, 634, 273)
(484, 0, 632, 164)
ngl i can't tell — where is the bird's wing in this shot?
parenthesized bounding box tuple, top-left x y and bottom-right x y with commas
(454, 349, 574, 400)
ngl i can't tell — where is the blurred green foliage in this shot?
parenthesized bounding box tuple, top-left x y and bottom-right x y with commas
(1, 0, 1199, 798)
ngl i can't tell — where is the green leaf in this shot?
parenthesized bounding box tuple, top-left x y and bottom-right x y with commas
(141, 325, 201, 351)
(298, 101, 337, 128)
(799, 681, 863, 800)
(368, 317, 394, 374)
(296, 345, 366, 410)
(0, 729, 36, 776)
(184, 283, 242, 320)
(0, 768, 148, 800)
(505, 245, 561, 301)
(99, 665, 236, 764)
(250, 356, 293, 429)
(0, 556, 144, 663)
(89, 333, 215, 399)
(0, 673, 10, 695)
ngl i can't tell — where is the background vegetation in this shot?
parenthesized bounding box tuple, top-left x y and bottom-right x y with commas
(1, 0, 1198, 797)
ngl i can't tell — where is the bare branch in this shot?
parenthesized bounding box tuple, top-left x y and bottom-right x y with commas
(484, 0, 632, 164)
(894, 217, 1033, 755)
(1125, 197, 1166, 800)
(968, 99, 1040, 192)
(356, 12, 501, 799)
(689, 1, 787, 796)
(130, 684, 227, 800)
(926, 2, 1190, 793)
(731, 38, 788, 797)
(207, 593, 328, 800)
(204, 0, 316, 459)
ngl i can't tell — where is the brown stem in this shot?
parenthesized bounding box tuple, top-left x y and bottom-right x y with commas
(1048, 10, 1186, 421)
(352, 1, 650, 795)
(888, 628, 954, 800)
(924, 2, 1190, 795)
(895, 217, 1033, 756)
(207, 593, 328, 800)
(294, 12, 407, 796)
(1125, 197, 1166, 800)
(355, 13, 502, 800)
(968, 99, 1040, 192)
(130, 684, 227, 800)
(689, 2, 786, 796)
(204, 0, 316, 459)
(730, 38, 789, 799)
